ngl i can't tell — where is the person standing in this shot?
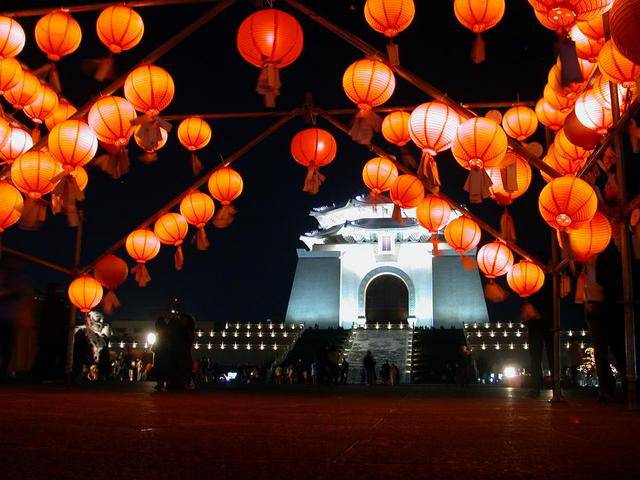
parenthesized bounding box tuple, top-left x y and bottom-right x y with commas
(363, 350, 376, 385)
(390, 363, 399, 386)
(153, 316, 169, 391)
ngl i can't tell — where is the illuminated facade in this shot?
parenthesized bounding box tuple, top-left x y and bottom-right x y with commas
(285, 196, 490, 329)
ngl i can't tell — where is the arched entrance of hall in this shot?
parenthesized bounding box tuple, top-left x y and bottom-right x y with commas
(365, 274, 409, 324)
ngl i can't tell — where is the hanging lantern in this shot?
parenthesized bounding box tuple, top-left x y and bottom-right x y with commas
(177, 117, 212, 175)
(553, 128, 591, 169)
(48, 120, 98, 171)
(4, 71, 43, 110)
(125, 228, 161, 287)
(97, 6, 144, 54)
(68, 275, 103, 314)
(0, 58, 23, 95)
(538, 175, 597, 230)
(0, 181, 23, 232)
(237, 8, 303, 107)
(381, 111, 411, 146)
(487, 151, 532, 206)
(10, 151, 61, 199)
(454, 0, 505, 63)
(610, 0, 640, 66)
(343, 58, 396, 145)
(502, 105, 539, 141)
(134, 125, 167, 164)
(180, 191, 215, 251)
(574, 90, 612, 134)
(563, 211, 611, 262)
(507, 260, 545, 297)
(570, 24, 603, 62)
(477, 241, 514, 278)
(444, 216, 481, 254)
(0, 17, 25, 59)
(547, 62, 585, 98)
(362, 156, 399, 203)
(408, 101, 461, 190)
(291, 128, 337, 195)
(88, 96, 137, 147)
(45, 99, 77, 130)
(94, 254, 128, 315)
(0, 126, 33, 164)
(576, 14, 604, 41)
(528, 0, 612, 31)
(543, 84, 576, 113)
(364, 0, 415, 65)
(535, 98, 568, 131)
(389, 174, 424, 223)
(154, 213, 189, 270)
(591, 75, 628, 110)
(563, 111, 603, 150)
(70, 166, 88, 192)
(598, 40, 640, 89)
(23, 84, 59, 125)
(35, 11, 82, 61)
(451, 117, 508, 203)
(207, 166, 243, 228)
(416, 194, 451, 254)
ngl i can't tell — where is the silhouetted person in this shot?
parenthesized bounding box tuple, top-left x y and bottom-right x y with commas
(390, 363, 399, 385)
(36, 284, 67, 381)
(363, 350, 376, 385)
(153, 316, 170, 391)
(456, 345, 472, 387)
(0, 258, 29, 380)
(380, 360, 390, 384)
(98, 345, 110, 381)
(340, 358, 349, 384)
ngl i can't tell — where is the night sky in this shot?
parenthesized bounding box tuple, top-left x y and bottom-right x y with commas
(3, 0, 586, 327)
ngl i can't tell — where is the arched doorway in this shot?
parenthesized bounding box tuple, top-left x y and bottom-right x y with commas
(365, 275, 409, 324)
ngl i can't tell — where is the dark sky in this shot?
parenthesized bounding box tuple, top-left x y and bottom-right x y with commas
(3, 0, 586, 327)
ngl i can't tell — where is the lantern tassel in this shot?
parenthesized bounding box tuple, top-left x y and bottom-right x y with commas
(18, 198, 47, 230)
(302, 166, 325, 195)
(52, 175, 85, 227)
(102, 290, 121, 315)
(387, 40, 400, 67)
(257, 64, 281, 108)
(471, 34, 486, 64)
(132, 115, 172, 152)
(500, 208, 516, 243)
(461, 254, 477, 271)
(431, 236, 441, 256)
(193, 227, 210, 251)
(31, 126, 41, 144)
(464, 168, 493, 204)
(520, 301, 542, 322)
(95, 148, 130, 179)
(392, 204, 403, 224)
(350, 109, 382, 146)
(484, 279, 509, 303)
(213, 204, 237, 228)
(139, 151, 158, 164)
(174, 245, 184, 271)
(418, 152, 441, 192)
(190, 153, 203, 176)
(96, 55, 116, 82)
(131, 263, 152, 287)
(558, 230, 576, 274)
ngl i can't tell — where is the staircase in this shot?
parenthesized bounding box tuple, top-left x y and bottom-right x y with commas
(280, 328, 350, 368)
(344, 327, 413, 384)
(410, 328, 467, 383)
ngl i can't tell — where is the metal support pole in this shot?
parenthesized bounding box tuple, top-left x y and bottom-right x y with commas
(550, 232, 565, 402)
(65, 218, 83, 389)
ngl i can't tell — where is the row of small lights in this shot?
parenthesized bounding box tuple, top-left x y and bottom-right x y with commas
(472, 341, 588, 351)
(465, 322, 525, 329)
(220, 323, 303, 331)
(465, 323, 588, 337)
(196, 331, 292, 338)
(108, 341, 282, 351)
(356, 323, 408, 330)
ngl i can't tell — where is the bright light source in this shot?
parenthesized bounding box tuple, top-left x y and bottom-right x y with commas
(503, 366, 517, 379)
(147, 332, 157, 346)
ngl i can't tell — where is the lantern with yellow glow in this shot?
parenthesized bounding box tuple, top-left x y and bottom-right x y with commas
(454, 0, 505, 63)
(0, 58, 22, 95)
(0, 126, 33, 164)
(610, 0, 640, 66)
(0, 17, 25, 59)
(535, 98, 568, 131)
(68, 275, 103, 314)
(563, 211, 611, 262)
(125, 228, 161, 287)
(237, 9, 303, 107)
(553, 128, 591, 170)
(451, 117, 507, 203)
(538, 175, 597, 231)
(48, 120, 98, 172)
(570, 24, 603, 62)
(291, 128, 337, 195)
(154, 212, 189, 271)
(507, 260, 545, 297)
(45, 99, 77, 130)
(362, 156, 398, 203)
(598, 40, 640, 89)
(408, 101, 461, 190)
(343, 58, 396, 145)
(94, 254, 128, 315)
(0, 181, 23, 232)
(574, 90, 612, 134)
(364, 0, 415, 65)
(180, 191, 215, 251)
(97, 6, 144, 54)
(177, 117, 212, 175)
(487, 151, 532, 206)
(389, 174, 424, 223)
(502, 105, 539, 141)
(23, 84, 59, 126)
(543, 84, 575, 113)
(208, 166, 243, 228)
(416, 194, 451, 254)
(381, 111, 411, 146)
(444, 216, 481, 255)
(88, 96, 137, 147)
(35, 11, 82, 61)
(5, 71, 42, 110)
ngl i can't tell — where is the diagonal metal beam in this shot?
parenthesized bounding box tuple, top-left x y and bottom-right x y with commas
(2, 246, 74, 275)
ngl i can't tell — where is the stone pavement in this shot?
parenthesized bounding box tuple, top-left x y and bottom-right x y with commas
(0, 384, 639, 480)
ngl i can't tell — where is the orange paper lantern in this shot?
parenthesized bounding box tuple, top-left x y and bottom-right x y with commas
(208, 166, 243, 228)
(124, 64, 174, 117)
(563, 111, 603, 150)
(507, 260, 545, 297)
(553, 128, 591, 168)
(535, 98, 568, 131)
(0, 17, 25, 59)
(0, 126, 33, 164)
(68, 275, 103, 313)
(574, 90, 612, 134)
(0, 180, 23, 232)
(610, 0, 640, 66)
(362, 157, 399, 198)
(4, 71, 42, 110)
(444, 216, 481, 254)
(487, 151, 533, 206)
(23, 84, 59, 125)
(409, 101, 461, 156)
(564, 211, 611, 262)
(547, 62, 585, 98)
(48, 120, 98, 171)
(451, 117, 507, 170)
(154, 212, 189, 270)
(342, 58, 396, 111)
(454, 0, 505, 63)
(291, 128, 337, 195)
(598, 39, 640, 89)
(10, 151, 62, 198)
(591, 75, 628, 110)
(529, 0, 612, 30)
(364, 0, 415, 37)
(70, 166, 88, 192)
(477, 241, 514, 278)
(87, 96, 137, 147)
(381, 111, 411, 146)
(126, 228, 161, 287)
(180, 190, 215, 251)
(0, 58, 23, 95)
(45, 99, 77, 130)
(177, 117, 212, 151)
(502, 105, 539, 141)
(576, 14, 604, 40)
(570, 24, 603, 62)
(538, 175, 597, 230)
(416, 194, 451, 234)
(543, 84, 575, 113)
(35, 11, 82, 61)
(93, 254, 128, 314)
(96, 5, 144, 54)
(389, 174, 424, 223)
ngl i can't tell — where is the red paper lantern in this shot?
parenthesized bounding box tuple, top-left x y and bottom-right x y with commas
(507, 260, 545, 297)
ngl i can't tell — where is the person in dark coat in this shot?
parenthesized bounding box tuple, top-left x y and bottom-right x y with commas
(363, 350, 376, 385)
(153, 316, 170, 391)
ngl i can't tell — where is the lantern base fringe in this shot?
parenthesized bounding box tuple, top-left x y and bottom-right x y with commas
(464, 168, 493, 204)
(302, 166, 325, 195)
(31, 126, 40, 144)
(139, 151, 158, 164)
(131, 263, 152, 287)
(460, 254, 477, 271)
(387, 40, 400, 67)
(132, 115, 172, 152)
(19, 198, 47, 230)
(500, 208, 516, 243)
(257, 64, 281, 108)
(102, 290, 121, 315)
(350, 109, 382, 146)
(190, 153, 203, 176)
(520, 301, 542, 322)
(430, 236, 441, 256)
(192, 227, 210, 251)
(418, 152, 441, 192)
(95, 148, 130, 179)
(90, 55, 117, 82)
(392, 204, 403, 224)
(484, 280, 509, 303)
(213, 204, 237, 228)
(471, 34, 486, 64)
(51, 175, 84, 227)
(174, 245, 184, 271)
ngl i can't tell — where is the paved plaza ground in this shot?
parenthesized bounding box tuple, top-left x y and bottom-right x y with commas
(0, 384, 639, 479)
